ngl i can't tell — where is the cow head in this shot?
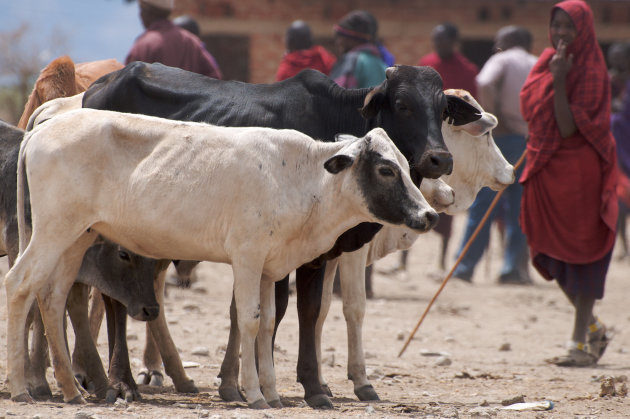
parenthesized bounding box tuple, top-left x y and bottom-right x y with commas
(440, 89, 515, 215)
(325, 128, 439, 232)
(79, 240, 165, 321)
(359, 65, 481, 184)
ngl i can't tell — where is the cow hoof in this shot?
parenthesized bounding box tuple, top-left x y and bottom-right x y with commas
(136, 370, 150, 385)
(67, 394, 86, 404)
(175, 379, 198, 393)
(321, 383, 333, 397)
(30, 384, 53, 400)
(105, 382, 142, 404)
(305, 394, 333, 409)
(11, 392, 34, 403)
(268, 399, 283, 408)
(249, 398, 271, 409)
(148, 370, 164, 387)
(355, 384, 380, 401)
(218, 385, 245, 402)
(74, 373, 97, 395)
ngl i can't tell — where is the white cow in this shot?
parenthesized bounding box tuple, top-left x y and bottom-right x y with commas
(5, 108, 438, 408)
(314, 89, 515, 401)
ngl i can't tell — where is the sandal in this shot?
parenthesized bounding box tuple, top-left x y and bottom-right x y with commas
(545, 342, 597, 367)
(587, 319, 613, 362)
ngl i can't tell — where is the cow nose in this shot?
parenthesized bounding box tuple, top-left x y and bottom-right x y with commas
(407, 209, 439, 232)
(420, 150, 453, 178)
(135, 304, 160, 321)
(424, 210, 439, 230)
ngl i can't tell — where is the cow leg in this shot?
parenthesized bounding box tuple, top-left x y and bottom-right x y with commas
(5, 237, 84, 402)
(102, 294, 141, 403)
(257, 279, 281, 407)
(218, 293, 244, 401)
(232, 261, 268, 408)
(147, 269, 197, 393)
(272, 276, 290, 344)
(219, 274, 289, 403)
(315, 259, 338, 397)
(35, 234, 96, 403)
(67, 283, 109, 399)
(296, 264, 332, 409)
(339, 248, 379, 401)
(88, 288, 105, 342)
(139, 323, 164, 386)
(25, 305, 52, 399)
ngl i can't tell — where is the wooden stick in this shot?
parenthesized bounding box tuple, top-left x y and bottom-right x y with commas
(398, 149, 527, 358)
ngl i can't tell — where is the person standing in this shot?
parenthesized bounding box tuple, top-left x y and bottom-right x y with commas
(418, 23, 479, 96)
(451, 26, 537, 285)
(276, 20, 337, 81)
(329, 10, 387, 89)
(520, 0, 617, 366)
(126, 0, 222, 79)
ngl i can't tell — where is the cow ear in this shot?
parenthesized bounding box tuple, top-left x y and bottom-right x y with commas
(324, 154, 355, 174)
(458, 112, 498, 136)
(359, 80, 387, 119)
(444, 95, 482, 126)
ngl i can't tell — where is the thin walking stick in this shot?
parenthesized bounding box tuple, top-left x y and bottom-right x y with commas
(398, 149, 528, 357)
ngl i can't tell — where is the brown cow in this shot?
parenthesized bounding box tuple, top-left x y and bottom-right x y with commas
(17, 55, 123, 129)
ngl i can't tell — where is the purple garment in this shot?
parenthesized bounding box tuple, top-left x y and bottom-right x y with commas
(612, 80, 630, 175)
(126, 19, 222, 79)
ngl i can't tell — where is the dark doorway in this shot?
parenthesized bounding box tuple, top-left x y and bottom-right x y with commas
(461, 38, 494, 70)
(201, 34, 250, 82)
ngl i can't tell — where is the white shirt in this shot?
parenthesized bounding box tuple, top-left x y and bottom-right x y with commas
(476, 47, 538, 136)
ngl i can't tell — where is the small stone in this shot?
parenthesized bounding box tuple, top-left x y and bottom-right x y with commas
(397, 331, 406, 340)
(618, 382, 628, 397)
(183, 361, 201, 368)
(198, 410, 210, 418)
(32, 415, 42, 419)
(264, 412, 275, 418)
(75, 412, 95, 419)
(167, 319, 179, 325)
(365, 405, 375, 414)
(600, 377, 616, 397)
(183, 303, 200, 312)
(441, 406, 459, 418)
(192, 346, 210, 356)
(435, 356, 452, 366)
(444, 336, 456, 343)
(499, 343, 511, 351)
(127, 332, 138, 341)
(114, 398, 128, 409)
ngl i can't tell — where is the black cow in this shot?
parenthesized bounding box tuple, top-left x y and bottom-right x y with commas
(0, 120, 162, 403)
(83, 62, 481, 408)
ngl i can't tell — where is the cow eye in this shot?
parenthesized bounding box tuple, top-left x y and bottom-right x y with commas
(395, 100, 410, 113)
(118, 250, 130, 261)
(379, 167, 396, 177)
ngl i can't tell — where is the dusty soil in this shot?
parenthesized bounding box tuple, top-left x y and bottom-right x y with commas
(0, 214, 628, 418)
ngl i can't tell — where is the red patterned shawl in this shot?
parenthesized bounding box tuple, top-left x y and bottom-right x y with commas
(519, 0, 618, 263)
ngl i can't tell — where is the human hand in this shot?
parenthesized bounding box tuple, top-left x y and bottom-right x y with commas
(550, 40, 573, 81)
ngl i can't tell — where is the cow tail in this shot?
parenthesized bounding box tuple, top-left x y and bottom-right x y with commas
(16, 133, 30, 255)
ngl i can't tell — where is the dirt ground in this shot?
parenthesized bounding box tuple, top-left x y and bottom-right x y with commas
(0, 214, 628, 418)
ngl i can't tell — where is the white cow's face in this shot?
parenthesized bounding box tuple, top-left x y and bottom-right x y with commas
(439, 89, 515, 215)
(325, 128, 438, 232)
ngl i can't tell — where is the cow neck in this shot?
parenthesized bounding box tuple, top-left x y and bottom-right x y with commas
(325, 83, 376, 138)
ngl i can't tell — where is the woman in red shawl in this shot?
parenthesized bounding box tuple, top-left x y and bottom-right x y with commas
(520, 0, 617, 366)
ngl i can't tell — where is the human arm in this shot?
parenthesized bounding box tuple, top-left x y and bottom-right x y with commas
(550, 40, 576, 138)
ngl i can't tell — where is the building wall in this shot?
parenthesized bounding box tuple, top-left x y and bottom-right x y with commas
(173, 0, 630, 83)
